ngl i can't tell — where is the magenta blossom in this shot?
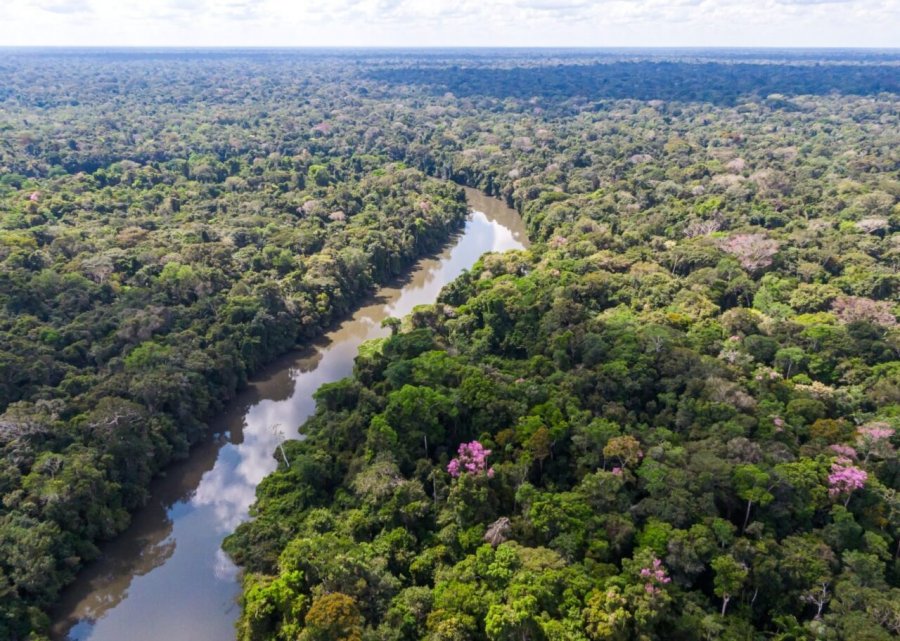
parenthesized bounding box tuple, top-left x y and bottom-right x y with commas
(29, 191, 40, 202)
(829, 444, 857, 459)
(858, 423, 895, 442)
(828, 458, 867, 506)
(611, 466, 623, 477)
(640, 557, 671, 596)
(448, 441, 493, 479)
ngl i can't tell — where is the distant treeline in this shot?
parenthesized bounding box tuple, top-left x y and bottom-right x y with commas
(368, 60, 900, 105)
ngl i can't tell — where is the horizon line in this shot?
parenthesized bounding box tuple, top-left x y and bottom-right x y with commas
(2, 45, 900, 51)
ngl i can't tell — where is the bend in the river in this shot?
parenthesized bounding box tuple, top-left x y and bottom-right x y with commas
(51, 188, 529, 641)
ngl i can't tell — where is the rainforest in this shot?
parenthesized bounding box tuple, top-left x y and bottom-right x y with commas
(0, 49, 898, 641)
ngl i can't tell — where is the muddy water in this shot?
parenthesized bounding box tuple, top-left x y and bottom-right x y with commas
(51, 188, 528, 641)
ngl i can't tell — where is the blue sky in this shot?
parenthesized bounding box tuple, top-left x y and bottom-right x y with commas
(1, 0, 898, 47)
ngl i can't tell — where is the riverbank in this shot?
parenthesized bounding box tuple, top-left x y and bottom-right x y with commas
(51, 189, 528, 641)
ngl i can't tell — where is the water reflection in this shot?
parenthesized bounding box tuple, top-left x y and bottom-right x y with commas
(51, 191, 528, 641)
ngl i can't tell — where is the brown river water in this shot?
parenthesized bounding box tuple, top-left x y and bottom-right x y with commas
(51, 188, 528, 641)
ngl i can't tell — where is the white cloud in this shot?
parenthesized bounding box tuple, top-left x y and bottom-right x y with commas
(34, 0, 93, 13)
(776, 0, 852, 4)
(0, 0, 898, 46)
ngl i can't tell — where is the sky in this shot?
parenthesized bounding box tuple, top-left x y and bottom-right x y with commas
(0, 0, 898, 48)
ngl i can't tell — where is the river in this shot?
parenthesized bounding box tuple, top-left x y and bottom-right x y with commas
(51, 188, 529, 641)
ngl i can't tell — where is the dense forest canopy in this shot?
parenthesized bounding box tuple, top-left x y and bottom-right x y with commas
(368, 60, 900, 104)
(0, 49, 899, 640)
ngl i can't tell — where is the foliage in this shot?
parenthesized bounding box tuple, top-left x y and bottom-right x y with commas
(226, 46, 898, 641)
(447, 441, 494, 478)
(0, 48, 898, 639)
(0, 51, 470, 636)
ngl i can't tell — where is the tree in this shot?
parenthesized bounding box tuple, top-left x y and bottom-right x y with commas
(719, 234, 779, 272)
(385, 385, 456, 460)
(382, 316, 402, 336)
(602, 435, 643, 470)
(828, 458, 867, 508)
(447, 441, 494, 479)
(779, 535, 836, 619)
(302, 592, 364, 641)
(832, 296, 897, 327)
(733, 464, 774, 532)
(711, 555, 748, 616)
(485, 595, 541, 641)
(526, 426, 552, 475)
(774, 347, 808, 379)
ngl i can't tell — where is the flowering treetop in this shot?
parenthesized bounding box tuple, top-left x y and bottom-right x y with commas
(640, 557, 672, 596)
(448, 441, 494, 479)
(858, 422, 895, 442)
(719, 233, 779, 272)
(856, 422, 896, 463)
(832, 296, 897, 328)
(828, 457, 867, 506)
(829, 443, 857, 459)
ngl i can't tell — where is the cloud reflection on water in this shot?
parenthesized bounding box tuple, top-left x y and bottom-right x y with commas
(52, 192, 528, 641)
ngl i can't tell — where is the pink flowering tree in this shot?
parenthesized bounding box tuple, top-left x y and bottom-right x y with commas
(617, 550, 674, 627)
(828, 457, 867, 507)
(448, 441, 494, 479)
(829, 443, 857, 460)
(855, 422, 896, 463)
(639, 556, 672, 597)
(752, 366, 782, 385)
(832, 296, 897, 328)
(719, 233, 779, 272)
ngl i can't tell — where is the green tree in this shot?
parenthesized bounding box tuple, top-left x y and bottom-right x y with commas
(733, 464, 774, 532)
(712, 555, 749, 616)
(301, 592, 363, 641)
